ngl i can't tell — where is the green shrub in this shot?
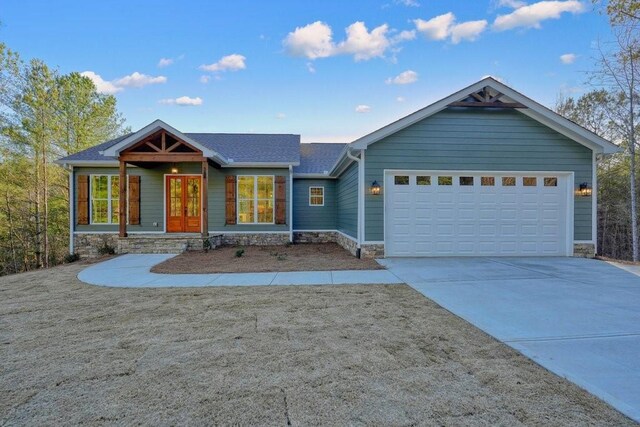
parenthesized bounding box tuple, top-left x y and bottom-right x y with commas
(97, 241, 115, 255)
(235, 248, 245, 258)
(64, 253, 80, 263)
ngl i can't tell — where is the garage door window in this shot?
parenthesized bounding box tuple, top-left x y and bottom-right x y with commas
(502, 177, 516, 186)
(438, 176, 453, 185)
(481, 177, 495, 186)
(460, 176, 474, 186)
(417, 176, 431, 185)
(395, 176, 409, 185)
(523, 177, 537, 186)
(544, 177, 558, 187)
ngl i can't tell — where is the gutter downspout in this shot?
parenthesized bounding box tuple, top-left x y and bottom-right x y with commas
(346, 149, 362, 258)
(289, 165, 293, 243)
(68, 165, 74, 255)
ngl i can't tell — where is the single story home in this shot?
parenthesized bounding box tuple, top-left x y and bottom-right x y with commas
(57, 77, 618, 258)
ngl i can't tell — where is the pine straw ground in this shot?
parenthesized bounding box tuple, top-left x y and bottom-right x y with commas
(0, 262, 633, 425)
(151, 243, 383, 274)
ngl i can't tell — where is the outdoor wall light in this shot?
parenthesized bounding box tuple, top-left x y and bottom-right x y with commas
(370, 180, 381, 196)
(576, 182, 592, 197)
(171, 164, 179, 174)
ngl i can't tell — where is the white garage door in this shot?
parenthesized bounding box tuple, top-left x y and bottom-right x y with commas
(385, 171, 573, 257)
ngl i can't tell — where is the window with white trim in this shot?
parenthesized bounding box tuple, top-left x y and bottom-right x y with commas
(309, 186, 324, 206)
(237, 176, 274, 224)
(90, 175, 124, 224)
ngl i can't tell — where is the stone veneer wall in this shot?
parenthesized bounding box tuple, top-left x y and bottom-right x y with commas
(73, 234, 120, 258)
(293, 231, 359, 257)
(573, 243, 596, 258)
(221, 233, 290, 246)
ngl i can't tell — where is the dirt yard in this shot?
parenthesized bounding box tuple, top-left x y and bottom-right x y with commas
(0, 264, 633, 425)
(151, 243, 383, 274)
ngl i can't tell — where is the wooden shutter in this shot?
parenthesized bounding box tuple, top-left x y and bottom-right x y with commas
(275, 176, 286, 225)
(225, 176, 237, 225)
(77, 175, 89, 225)
(128, 175, 141, 225)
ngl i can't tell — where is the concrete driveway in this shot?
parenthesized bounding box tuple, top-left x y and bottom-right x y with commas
(380, 257, 640, 422)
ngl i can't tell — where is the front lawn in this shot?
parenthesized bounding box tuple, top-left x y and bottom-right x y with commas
(151, 242, 383, 274)
(0, 264, 633, 425)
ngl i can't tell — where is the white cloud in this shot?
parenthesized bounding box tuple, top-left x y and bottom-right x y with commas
(396, 0, 420, 6)
(392, 29, 417, 43)
(200, 54, 247, 72)
(493, 0, 585, 31)
(386, 70, 418, 85)
(355, 104, 371, 113)
(414, 13, 487, 44)
(200, 75, 211, 84)
(80, 71, 122, 95)
(496, 0, 527, 7)
(283, 21, 335, 59)
(335, 22, 390, 61)
(114, 72, 167, 88)
(159, 96, 203, 106)
(284, 20, 393, 61)
(450, 20, 488, 43)
(276, 112, 286, 119)
(414, 13, 455, 40)
(306, 62, 316, 73)
(481, 74, 505, 82)
(158, 58, 173, 67)
(396, 96, 406, 102)
(560, 53, 578, 64)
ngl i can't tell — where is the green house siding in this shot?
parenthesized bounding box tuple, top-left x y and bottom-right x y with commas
(364, 108, 594, 242)
(336, 161, 358, 238)
(292, 179, 336, 230)
(74, 165, 290, 233)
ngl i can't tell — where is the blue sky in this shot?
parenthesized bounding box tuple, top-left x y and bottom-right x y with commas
(1, 0, 611, 142)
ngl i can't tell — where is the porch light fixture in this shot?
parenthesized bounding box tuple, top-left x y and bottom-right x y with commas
(370, 180, 381, 196)
(171, 163, 179, 174)
(576, 182, 592, 197)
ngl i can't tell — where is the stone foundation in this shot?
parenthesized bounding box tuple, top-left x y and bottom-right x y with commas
(293, 231, 359, 257)
(220, 233, 290, 246)
(73, 234, 119, 258)
(361, 243, 385, 259)
(573, 243, 596, 258)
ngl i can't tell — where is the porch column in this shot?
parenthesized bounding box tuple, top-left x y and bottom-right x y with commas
(119, 159, 127, 237)
(201, 159, 209, 238)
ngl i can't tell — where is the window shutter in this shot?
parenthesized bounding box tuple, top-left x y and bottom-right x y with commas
(225, 176, 237, 225)
(128, 175, 141, 225)
(77, 175, 89, 225)
(275, 176, 286, 225)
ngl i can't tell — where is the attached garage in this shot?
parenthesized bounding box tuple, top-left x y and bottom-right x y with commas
(384, 171, 573, 257)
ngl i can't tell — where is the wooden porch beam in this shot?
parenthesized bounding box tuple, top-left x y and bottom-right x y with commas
(201, 159, 209, 238)
(119, 153, 205, 162)
(119, 160, 128, 238)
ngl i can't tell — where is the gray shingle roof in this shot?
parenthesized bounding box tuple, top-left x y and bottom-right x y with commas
(186, 133, 300, 164)
(294, 143, 347, 174)
(58, 133, 301, 164)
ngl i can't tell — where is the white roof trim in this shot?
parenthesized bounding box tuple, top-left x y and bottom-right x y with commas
(293, 173, 336, 179)
(222, 162, 299, 168)
(101, 119, 229, 164)
(350, 77, 620, 155)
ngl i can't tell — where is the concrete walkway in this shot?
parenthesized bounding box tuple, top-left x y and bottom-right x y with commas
(77, 254, 402, 287)
(381, 257, 640, 422)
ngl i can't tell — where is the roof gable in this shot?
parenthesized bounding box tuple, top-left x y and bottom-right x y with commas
(350, 77, 619, 155)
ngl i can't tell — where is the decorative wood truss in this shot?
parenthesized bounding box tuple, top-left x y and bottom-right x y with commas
(449, 86, 527, 109)
(117, 130, 210, 238)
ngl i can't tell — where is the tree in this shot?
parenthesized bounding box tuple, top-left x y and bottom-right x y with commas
(595, 0, 640, 24)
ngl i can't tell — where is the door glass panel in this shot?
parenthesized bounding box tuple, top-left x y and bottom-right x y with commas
(544, 177, 558, 187)
(394, 176, 409, 185)
(416, 176, 431, 185)
(523, 177, 537, 186)
(459, 176, 474, 186)
(170, 178, 182, 216)
(438, 176, 453, 185)
(502, 177, 516, 186)
(481, 177, 495, 186)
(187, 178, 200, 217)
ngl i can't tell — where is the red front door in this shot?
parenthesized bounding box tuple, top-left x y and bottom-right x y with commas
(166, 175, 202, 233)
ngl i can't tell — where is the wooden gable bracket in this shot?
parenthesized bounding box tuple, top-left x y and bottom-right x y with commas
(119, 130, 206, 163)
(449, 86, 527, 109)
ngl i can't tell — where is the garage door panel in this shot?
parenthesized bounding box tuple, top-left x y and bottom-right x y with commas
(386, 171, 569, 257)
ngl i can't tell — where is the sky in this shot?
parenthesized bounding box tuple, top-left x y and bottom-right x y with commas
(1, 0, 613, 143)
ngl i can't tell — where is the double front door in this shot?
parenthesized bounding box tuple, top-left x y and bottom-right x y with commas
(166, 175, 202, 233)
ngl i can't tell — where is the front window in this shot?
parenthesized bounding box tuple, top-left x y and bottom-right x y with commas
(238, 176, 274, 224)
(91, 175, 122, 224)
(309, 187, 324, 206)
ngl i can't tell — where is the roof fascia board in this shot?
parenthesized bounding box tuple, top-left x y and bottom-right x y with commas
(222, 162, 299, 168)
(292, 173, 336, 179)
